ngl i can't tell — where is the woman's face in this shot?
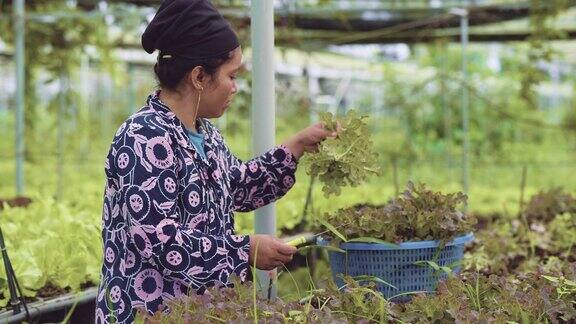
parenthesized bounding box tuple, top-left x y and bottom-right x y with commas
(198, 47, 242, 119)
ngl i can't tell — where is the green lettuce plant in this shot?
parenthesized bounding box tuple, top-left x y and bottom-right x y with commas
(0, 197, 101, 308)
(304, 110, 380, 197)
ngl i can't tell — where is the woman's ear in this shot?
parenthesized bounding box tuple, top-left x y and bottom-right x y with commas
(188, 66, 205, 91)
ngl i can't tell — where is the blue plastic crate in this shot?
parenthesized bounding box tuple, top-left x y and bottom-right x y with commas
(323, 233, 474, 302)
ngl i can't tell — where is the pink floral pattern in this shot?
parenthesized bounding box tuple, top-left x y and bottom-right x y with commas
(96, 92, 297, 323)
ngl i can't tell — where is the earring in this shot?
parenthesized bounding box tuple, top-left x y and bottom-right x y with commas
(192, 89, 202, 124)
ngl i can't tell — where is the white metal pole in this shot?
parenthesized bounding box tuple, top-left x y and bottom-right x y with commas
(14, 0, 25, 196)
(460, 8, 470, 208)
(250, 0, 277, 297)
(306, 65, 319, 123)
(57, 71, 68, 200)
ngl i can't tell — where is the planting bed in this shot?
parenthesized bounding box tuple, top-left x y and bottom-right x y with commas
(1, 188, 574, 323)
(135, 187, 576, 323)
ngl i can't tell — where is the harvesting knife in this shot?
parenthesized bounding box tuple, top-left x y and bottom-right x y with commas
(284, 227, 339, 248)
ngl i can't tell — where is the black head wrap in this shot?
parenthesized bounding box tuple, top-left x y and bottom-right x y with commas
(142, 0, 239, 60)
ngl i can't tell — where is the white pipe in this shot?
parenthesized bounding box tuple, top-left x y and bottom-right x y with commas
(250, 0, 277, 298)
(14, 0, 25, 195)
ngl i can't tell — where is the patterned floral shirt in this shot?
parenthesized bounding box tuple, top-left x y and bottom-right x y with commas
(96, 92, 297, 323)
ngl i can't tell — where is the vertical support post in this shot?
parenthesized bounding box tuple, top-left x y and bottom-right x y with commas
(80, 55, 89, 100)
(98, 74, 105, 138)
(251, 0, 276, 297)
(78, 55, 90, 161)
(14, 0, 25, 196)
(306, 65, 319, 124)
(128, 63, 137, 113)
(460, 7, 470, 208)
(373, 78, 383, 132)
(550, 60, 560, 109)
(440, 42, 452, 169)
(57, 71, 68, 200)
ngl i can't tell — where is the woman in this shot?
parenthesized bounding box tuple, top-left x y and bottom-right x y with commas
(96, 0, 334, 323)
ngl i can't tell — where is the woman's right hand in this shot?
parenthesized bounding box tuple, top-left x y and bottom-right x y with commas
(248, 234, 297, 270)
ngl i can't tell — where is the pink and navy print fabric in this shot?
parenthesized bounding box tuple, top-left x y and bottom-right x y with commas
(96, 91, 297, 323)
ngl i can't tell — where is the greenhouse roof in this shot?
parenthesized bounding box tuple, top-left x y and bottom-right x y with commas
(75, 0, 535, 31)
(3, 0, 576, 46)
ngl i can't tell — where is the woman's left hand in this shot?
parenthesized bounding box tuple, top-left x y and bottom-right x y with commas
(282, 122, 338, 160)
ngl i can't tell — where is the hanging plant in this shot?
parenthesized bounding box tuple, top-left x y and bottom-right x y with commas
(521, 0, 569, 110)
